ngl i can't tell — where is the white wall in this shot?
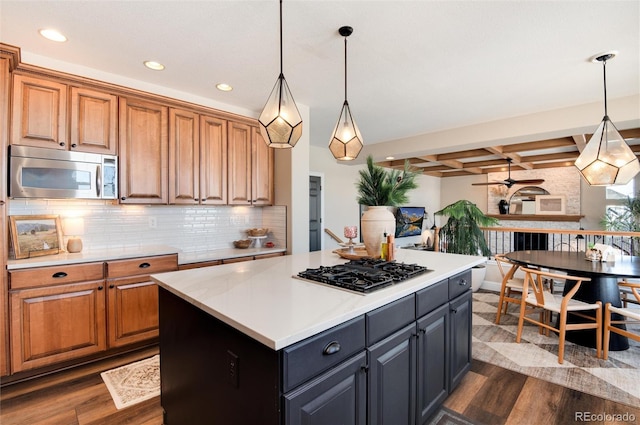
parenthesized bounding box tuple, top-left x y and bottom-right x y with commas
(309, 146, 442, 251)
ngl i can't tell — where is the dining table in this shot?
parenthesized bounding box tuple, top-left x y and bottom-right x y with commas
(505, 250, 639, 351)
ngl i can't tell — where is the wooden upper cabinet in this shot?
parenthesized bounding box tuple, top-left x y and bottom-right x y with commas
(200, 115, 227, 204)
(70, 86, 117, 154)
(11, 74, 67, 149)
(228, 121, 253, 205)
(251, 127, 274, 206)
(228, 122, 273, 206)
(169, 108, 199, 204)
(169, 109, 227, 205)
(119, 97, 168, 204)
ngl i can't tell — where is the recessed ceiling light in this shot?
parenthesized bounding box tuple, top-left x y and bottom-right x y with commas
(39, 29, 67, 42)
(143, 61, 165, 71)
(216, 83, 233, 92)
(386, 156, 395, 160)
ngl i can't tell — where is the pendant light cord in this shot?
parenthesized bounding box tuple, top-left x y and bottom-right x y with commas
(344, 36, 348, 102)
(279, 0, 283, 76)
(602, 58, 608, 117)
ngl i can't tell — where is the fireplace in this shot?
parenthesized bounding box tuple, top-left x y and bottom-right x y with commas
(514, 232, 548, 251)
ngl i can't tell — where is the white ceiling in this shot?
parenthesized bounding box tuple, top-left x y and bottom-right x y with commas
(1, 1, 639, 161)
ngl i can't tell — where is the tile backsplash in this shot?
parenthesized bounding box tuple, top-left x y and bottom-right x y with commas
(8, 200, 286, 255)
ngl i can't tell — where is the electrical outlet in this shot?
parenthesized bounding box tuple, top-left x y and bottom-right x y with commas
(227, 350, 239, 388)
(148, 217, 157, 228)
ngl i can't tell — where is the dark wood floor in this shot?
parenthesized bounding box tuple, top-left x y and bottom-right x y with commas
(1, 346, 638, 425)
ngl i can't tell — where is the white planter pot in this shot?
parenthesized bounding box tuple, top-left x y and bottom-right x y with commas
(471, 264, 487, 292)
(361, 206, 395, 257)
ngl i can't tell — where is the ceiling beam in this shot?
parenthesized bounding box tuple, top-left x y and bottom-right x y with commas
(572, 134, 588, 153)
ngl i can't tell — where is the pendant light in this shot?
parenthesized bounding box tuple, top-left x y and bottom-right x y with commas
(258, 0, 303, 149)
(329, 26, 363, 161)
(575, 52, 640, 186)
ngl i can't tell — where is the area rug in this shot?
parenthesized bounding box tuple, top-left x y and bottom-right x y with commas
(101, 355, 160, 410)
(472, 291, 640, 407)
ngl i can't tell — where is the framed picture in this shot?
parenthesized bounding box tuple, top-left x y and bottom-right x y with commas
(535, 195, 566, 215)
(395, 206, 425, 238)
(9, 215, 64, 259)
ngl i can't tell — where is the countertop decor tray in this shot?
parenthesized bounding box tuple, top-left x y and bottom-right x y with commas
(332, 247, 376, 260)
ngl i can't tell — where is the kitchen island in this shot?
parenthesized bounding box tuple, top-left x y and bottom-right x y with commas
(152, 249, 485, 425)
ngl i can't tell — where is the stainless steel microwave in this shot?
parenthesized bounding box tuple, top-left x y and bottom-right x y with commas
(9, 145, 118, 199)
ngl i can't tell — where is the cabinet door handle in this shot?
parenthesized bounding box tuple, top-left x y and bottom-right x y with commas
(59, 142, 65, 147)
(97, 285, 104, 290)
(109, 284, 115, 289)
(71, 143, 77, 148)
(139, 262, 151, 269)
(52, 272, 68, 278)
(322, 341, 341, 355)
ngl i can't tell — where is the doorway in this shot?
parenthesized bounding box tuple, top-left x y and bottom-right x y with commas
(309, 175, 322, 251)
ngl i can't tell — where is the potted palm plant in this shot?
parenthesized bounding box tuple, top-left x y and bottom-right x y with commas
(435, 199, 499, 291)
(356, 155, 418, 256)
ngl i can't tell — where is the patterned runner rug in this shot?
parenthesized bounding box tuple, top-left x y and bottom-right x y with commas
(472, 291, 640, 407)
(101, 355, 160, 410)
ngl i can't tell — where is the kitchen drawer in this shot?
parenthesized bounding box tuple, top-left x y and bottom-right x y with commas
(222, 256, 253, 264)
(416, 278, 448, 317)
(178, 260, 222, 270)
(366, 294, 415, 346)
(282, 315, 365, 393)
(448, 270, 472, 300)
(254, 252, 285, 260)
(106, 254, 178, 278)
(9, 262, 105, 289)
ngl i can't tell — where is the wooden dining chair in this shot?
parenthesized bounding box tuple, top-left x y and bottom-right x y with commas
(619, 280, 640, 308)
(603, 281, 640, 360)
(494, 254, 526, 324)
(516, 267, 602, 364)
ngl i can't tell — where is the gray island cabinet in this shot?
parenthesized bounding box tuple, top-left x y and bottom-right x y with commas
(152, 250, 484, 425)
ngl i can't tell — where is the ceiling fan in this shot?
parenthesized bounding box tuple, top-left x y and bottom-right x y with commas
(472, 158, 545, 188)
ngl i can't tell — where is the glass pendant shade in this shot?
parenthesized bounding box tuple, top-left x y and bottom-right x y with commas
(575, 116, 640, 185)
(329, 101, 363, 161)
(575, 52, 639, 186)
(258, 0, 302, 149)
(329, 25, 363, 161)
(259, 73, 303, 148)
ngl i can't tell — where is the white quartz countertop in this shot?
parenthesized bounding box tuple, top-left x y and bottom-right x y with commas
(151, 249, 486, 350)
(7, 245, 286, 270)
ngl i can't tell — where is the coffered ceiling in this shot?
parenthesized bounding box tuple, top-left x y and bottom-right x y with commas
(377, 128, 640, 178)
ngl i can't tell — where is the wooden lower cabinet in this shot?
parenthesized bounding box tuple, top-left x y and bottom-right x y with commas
(107, 276, 160, 348)
(106, 254, 178, 348)
(10, 280, 106, 372)
(7, 254, 177, 375)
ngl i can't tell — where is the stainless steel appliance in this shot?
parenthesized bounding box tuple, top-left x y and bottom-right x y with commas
(297, 259, 431, 293)
(9, 145, 117, 199)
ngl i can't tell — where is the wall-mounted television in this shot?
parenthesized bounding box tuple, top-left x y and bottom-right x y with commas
(395, 207, 425, 238)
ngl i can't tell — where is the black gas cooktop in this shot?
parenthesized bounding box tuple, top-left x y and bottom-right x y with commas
(296, 258, 431, 293)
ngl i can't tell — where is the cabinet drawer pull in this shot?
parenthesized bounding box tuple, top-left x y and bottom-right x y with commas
(139, 262, 151, 269)
(322, 341, 341, 355)
(459, 279, 468, 286)
(52, 272, 68, 278)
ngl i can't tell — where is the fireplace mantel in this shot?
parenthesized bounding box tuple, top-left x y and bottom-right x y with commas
(487, 214, 584, 222)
